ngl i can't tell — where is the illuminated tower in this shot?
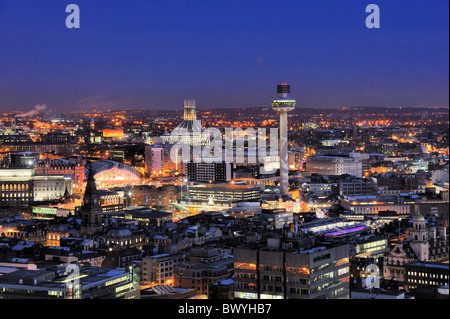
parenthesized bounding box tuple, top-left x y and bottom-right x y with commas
(272, 84, 296, 195)
(89, 117, 95, 144)
(183, 99, 197, 121)
(90, 117, 95, 130)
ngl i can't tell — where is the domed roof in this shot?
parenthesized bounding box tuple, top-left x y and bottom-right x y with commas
(106, 228, 132, 238)
(85, 160, 140, 179)
(413, 212, 425, 222)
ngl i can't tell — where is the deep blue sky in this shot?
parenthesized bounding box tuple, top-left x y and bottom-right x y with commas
(0, 0, 448, 112)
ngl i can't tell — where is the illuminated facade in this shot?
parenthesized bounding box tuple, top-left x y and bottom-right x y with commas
(340, 195, 411, 216)
(186, 184, 261, 206)
(0, 168, 34, 207)
(33, 175, 73, 202)
(103, 128, 124, 139)
(34, 156, 85, 192)
(144, 145, 164, 177)
(306, 154, 364, 178)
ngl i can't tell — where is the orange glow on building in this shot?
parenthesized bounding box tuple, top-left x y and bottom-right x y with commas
(103, 129, 124, 138)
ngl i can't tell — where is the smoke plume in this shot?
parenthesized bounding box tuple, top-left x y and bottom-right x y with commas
(15, 104, 47, 118)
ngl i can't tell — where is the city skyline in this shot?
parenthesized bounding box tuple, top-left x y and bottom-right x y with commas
(0, 0, 449, 112)
(0, 0, 448, 304)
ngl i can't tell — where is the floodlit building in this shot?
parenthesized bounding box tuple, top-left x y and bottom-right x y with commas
(145, 145, 164, 177)
(0, 167, 34, 207)
(186, 184, 261, 206)
(33, 175, 73, 202)
(340, 195, 412, 216)
(306, 153, 367, 178)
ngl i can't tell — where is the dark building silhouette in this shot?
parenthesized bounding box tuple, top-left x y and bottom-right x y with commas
(80, 168, 103, 237)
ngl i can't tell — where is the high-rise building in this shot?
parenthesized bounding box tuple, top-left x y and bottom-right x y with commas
(145, 144, 164, 177)
(272, 84, 296, 194)
(233, 242, 350, 299)
(186, 161, 232, 183)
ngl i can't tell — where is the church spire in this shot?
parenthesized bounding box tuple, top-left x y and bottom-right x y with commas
(84, 167, 99, 201)
(81, 166, 103, 237)
(62, 186, 70, 202)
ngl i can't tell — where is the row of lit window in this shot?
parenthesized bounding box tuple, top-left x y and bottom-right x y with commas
(361, 240, 386, 249)
(1, 184, 30, 191)
(0, 193, 32, 197)
(409, 279, 446, 286)
(286, 267, 310, 275)
(407, 271, 448, 279)
(311, 279, 346, 295)
(105, 275, 130, 287)
(106, 238, 143, 246)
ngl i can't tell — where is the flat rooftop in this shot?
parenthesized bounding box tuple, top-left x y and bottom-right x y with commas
(408, 262, 449, 270)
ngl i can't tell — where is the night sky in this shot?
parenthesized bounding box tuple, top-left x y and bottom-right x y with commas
(0, 0, 448, 112)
